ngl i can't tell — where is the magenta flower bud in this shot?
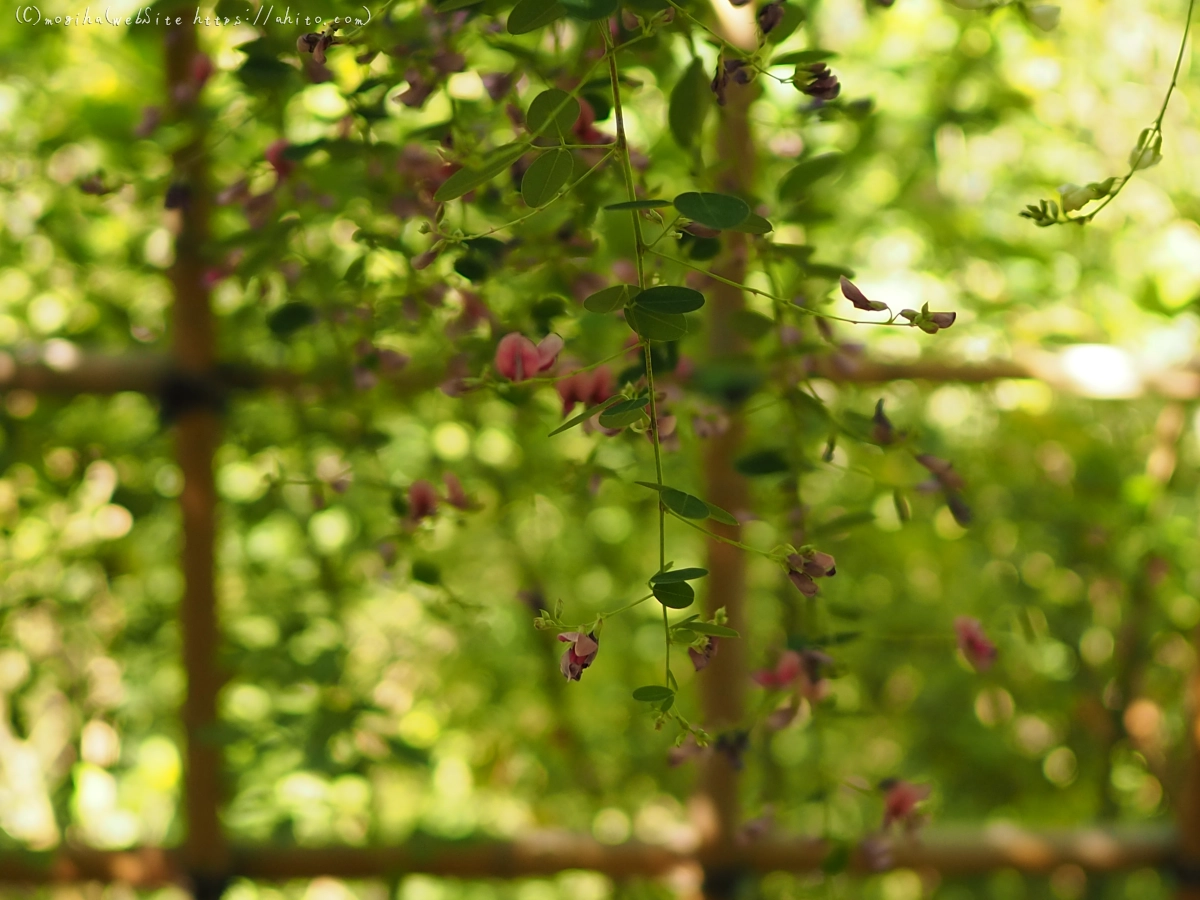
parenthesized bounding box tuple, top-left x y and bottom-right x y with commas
(408, 479, 439, 522)
(443, 472, 472, 510)
(928, 311, 957, 329)
(882, 779, 931, 832)
(872, 399, 895, 445)
(840, 276, 888, 312)
(955, 616, 996, 671)
(800, 63, 841, 102)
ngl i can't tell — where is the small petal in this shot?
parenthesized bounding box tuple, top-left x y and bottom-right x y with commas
(536, 333, 565, 371)
(495, 333, 540, 382)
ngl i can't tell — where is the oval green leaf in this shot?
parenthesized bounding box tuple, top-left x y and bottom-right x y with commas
(778, 153, 843, 202)
(673, 191, 750, 230)
(653, 581, 695, 609)
(584, 283, 639, 313)
(735, 449, 790, 476)
(632, 685, 675, 702)
(527, 89, 580, 140)
(549, 395, 622, 436)
(522, 148, 573, 207)
(662, 488, 709, 519)
(669, 58, 711, 150)
(605, 199, 672, 210)
(770, 49, 838, 66)
(625, 306, 687, 342)
(706, 503, 739, 526)
(268, 302, 316, 337)
(730, 213, 774, 234)
(434, 144, 525, 202)
(634, 285, 705, 314)
(507, 0, 566, 33)
(598, 396, 650, 428)
(651, 567, 708, 584)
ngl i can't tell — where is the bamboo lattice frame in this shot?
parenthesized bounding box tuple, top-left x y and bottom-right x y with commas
(4, 12, 1200, 900)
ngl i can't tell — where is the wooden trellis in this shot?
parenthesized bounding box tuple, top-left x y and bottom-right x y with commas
(4, 12, 1200, 900)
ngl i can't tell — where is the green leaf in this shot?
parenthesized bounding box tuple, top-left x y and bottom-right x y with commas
(668, 59, 712, 150)
(662, 489, 709, 519)
(548, 395, 622, 436)
(267, 302, 316, 337)
(435, 0, 486, 10)
(770, 49, 837, 66)
(507, 0, 566, 33)
(521, 148, 574, 207)
(659, 694, 675, 712)
(729, 213, 773, 234)
(560, 0, 618, 20)
(625, 306, 688, 341)
(598, 396, 650, 428)
(735, 449, 790, 476)
(676, 622, 740, 637)
(821, 843, 851, 876)
(653, 581, 695, 609)
(651, 567, 708, 584)
(814, 631, 862, 646)
(434, 144, 525, 202)
(778, 153, 843, 201)
(804, 261, 854, 280)
(632, 685, 675, 702)
(605, 199, 672, 210)
(584, 284, 639, 313)
(527, 89, 580, 140)
(673, 192, 751, 230)
(706, 504, 739, 526)
(633, 285, 706, 314)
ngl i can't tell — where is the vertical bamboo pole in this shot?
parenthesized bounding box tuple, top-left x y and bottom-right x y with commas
(695, 11, 758, 897)
(164, 12, 228, 891)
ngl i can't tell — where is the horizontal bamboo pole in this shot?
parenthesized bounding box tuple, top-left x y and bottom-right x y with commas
(0, 826, 1175, 886)
(4, 350, 1200, 398)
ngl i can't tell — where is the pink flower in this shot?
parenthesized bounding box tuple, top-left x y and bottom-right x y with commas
(753, 649, 832, 703)
(785, 549, 836, 596)
(555, 365, 615, 415)
(753, 650, 803, 689)
(955, 617, 997, 671)
(495, 333, 563, 382)
(408, 479, 439, 522)
(688, 637, 719, 672)
(881, 779, 931, 832)
(557, 631, 599, 681)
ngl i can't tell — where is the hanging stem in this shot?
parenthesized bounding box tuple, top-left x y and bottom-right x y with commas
(603, 23, 671, 688)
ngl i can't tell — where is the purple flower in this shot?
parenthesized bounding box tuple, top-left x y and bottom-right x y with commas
(558, 632, 599, 681)
(840, 276, 888, 312)
(800, 63, 840, 102)
(757, 1, 785, 33)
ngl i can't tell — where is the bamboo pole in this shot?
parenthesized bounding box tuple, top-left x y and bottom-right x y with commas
(694, 10, 759, 898)
(0, 827, 1174, 886)
(163, 11, 229, 889)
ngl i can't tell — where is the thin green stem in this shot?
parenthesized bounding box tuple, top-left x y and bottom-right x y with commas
(604, 23, 670, 688)
(647, 249, 911, 327)
(440, 149, 616, 241)
(601, 592, 654, 617)
(668, 510, 777, 559)
(1073, 0, 1194, 223)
